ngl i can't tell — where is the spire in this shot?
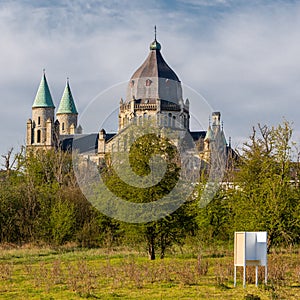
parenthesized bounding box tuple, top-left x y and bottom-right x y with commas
(32, 70, 55, 108)
(57, 78, 78, 114)
(150, 25, 161, 51)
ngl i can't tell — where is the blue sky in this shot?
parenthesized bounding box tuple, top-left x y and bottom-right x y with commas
(1, 0, 300, 159)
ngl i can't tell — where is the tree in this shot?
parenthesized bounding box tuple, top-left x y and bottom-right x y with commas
(0, 147, 111, 246)
(230, 121, 300, 250)
(101, 128, 197, 259)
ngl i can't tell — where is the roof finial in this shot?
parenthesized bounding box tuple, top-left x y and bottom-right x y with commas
(67, 77, 69, 84)
(43, 68, 46, 75)
(150, 26, 161, 51)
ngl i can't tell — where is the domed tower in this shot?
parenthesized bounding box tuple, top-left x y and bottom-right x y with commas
(26, 70, 55, 149)
(119, 28, 190, 131)
(56, 78, 78, 135)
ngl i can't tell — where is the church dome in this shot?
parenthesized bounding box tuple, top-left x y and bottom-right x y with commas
(126, 38, 182, 104)
(130, 39, 180, 82)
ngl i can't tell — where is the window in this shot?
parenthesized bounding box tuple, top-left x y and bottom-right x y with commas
(168, 113, 172, 127)
(146, 79, 152, 86)
(172, 115, 176, 127)
(37, 130, 41, 143)
(62, 122, 65, 131)
(38, 116, 41, 125)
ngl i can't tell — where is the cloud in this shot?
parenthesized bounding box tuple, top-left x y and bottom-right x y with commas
(177, 0, 231, 7)
(0, 0, 300, 157)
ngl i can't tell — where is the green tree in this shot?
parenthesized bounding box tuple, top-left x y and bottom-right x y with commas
(0, 147, 111, 247)
(231, 122, 300, 250)
(101, 128, 196, 259)
(50, 199, 75, 245)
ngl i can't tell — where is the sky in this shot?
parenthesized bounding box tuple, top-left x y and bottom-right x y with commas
(1, 0, 300, 160)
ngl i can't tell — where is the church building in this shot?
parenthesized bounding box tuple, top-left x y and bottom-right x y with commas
(26, 34, 230, 164)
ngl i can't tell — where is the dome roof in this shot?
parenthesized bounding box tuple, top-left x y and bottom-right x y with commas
(130, 39, 180, 82)
(126, 38, 182, 104)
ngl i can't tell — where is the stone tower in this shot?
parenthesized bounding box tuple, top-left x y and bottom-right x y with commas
(56, 79, 78, 135)
(26, 71, 56, 149)
(203, 112, 227, 162)
(119, 34, 190, 131)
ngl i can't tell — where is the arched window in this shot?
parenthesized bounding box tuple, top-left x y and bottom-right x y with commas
(168, 113, 172, 127)
(62, 122, 65, 131)
(38, 116, 41, 125)
(172, 115, 176, 127)
(37, 130, 41, 143)
(146, 79, 152, 86)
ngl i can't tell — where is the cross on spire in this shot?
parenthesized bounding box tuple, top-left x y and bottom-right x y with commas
(154, 25, 157, 41)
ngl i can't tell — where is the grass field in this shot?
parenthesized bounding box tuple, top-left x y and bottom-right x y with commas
(0, 245, 300, 299)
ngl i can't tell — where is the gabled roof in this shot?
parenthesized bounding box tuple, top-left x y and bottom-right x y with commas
(130, 39, 180, 82)
(60, 133, 116, 153)
(32, 72, 55, 108)
(57, 79, 78, 115)
(190, 131, 206, 141)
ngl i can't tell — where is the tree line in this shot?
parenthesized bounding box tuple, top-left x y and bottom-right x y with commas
(1, 121, 300, 258)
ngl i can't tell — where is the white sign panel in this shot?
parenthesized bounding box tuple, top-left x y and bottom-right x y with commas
(234, 231, 268, 287)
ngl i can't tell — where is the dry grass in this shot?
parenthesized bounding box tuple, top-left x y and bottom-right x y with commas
(0, 246, 300, 299)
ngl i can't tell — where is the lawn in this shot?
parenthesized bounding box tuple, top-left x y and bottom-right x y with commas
(0, 245, 299, 299)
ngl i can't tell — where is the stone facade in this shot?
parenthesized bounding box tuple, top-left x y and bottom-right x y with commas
(27, 107, 55, 149)
(56, 113, 78, 135)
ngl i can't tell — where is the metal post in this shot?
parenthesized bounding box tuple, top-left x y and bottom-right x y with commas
(255, 265, 258, 286)
(243, 264, 246, 288)
(234, 266, 236, 287)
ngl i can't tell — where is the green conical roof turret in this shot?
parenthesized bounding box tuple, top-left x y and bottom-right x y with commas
(57, 79, 78, 115)
(32, 71, 55, 108)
